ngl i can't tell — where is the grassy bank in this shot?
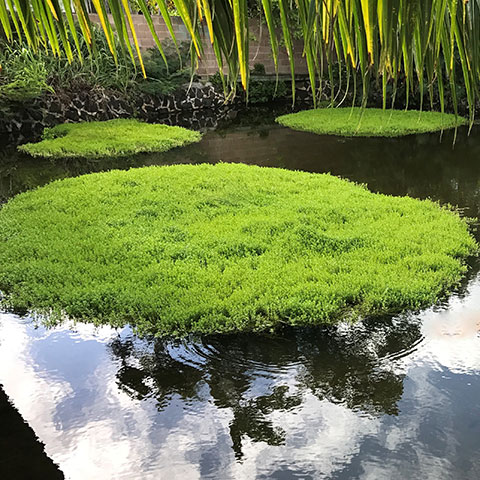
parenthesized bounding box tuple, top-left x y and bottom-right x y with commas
(0, 163, 476, 336)
(276, 108, 467, 137)
(19, 119, 202, 159)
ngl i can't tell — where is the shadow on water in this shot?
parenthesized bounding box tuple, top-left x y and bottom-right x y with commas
(110, 316, 423, 445)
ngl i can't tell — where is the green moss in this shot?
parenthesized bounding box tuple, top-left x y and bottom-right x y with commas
(0, 163, 476, 336)
(276, 108, 467, 137)
(18, 119, 202, 159)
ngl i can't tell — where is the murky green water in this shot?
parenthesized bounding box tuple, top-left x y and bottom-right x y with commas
(1, 114, 480, 479)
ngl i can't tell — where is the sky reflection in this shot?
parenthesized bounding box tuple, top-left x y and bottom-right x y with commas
(0, 272, 479, 479)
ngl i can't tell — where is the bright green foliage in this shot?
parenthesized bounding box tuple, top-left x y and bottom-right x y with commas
(0, 163, 476, 336)
(0, 46, 53, 102)
(0, 26, 137, 98)
(18, 119, 202, 159)
(276, 108, 467, 137)
(0, 28, 193, 102)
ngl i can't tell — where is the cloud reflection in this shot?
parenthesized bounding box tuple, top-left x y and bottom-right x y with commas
(0, 274, 479, 480)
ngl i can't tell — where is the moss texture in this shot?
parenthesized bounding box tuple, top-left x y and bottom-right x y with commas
(18, 119, 202, 159)
(276, 108, 467, 137)
(0, 163, 476, 336)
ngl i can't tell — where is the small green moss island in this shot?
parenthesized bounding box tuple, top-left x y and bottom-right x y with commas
(276, 108, 467, 137)
(0, 163, 476, 336)
(18, 119, 202, 159)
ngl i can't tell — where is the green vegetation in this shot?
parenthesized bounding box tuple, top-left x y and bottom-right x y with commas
(209, 69, 289, 104)
(0, 163, 476, 336)
(0, 28, 132, 100)
(0, 26, 192, 112)
(0, 47, 53, 102)
(18, 119, 202, 159)
(138, 41, 192, 96)
(276, 108, 467, 137)
(2, 0, 480, 119)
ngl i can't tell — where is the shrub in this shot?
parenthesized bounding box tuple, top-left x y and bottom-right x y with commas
(135, 41, 193, 96)
(0, 24, 194, 104)
(18, 119, 202, 158)
(0, 163, 476, 336)
(208, 70, 288, 104)
(46, 26, 138, 93)
(248, 78, 287, 104)
(251, 63, 266, 75)
(0, 25, 137, 100)
(0, 46, 52, 102)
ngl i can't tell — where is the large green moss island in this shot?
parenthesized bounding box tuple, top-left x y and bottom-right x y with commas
(276, 108, 467, 137)
(18, 119, 202, 159)
(0, 163, 476, 336)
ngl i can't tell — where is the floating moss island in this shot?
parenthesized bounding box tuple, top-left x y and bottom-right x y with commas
(0, 163, 476, 336)
(18, 119, 202, 159)
(276, 108, 467, 137)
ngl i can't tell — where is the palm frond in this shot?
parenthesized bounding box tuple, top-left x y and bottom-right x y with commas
(0, 0, 479, 120)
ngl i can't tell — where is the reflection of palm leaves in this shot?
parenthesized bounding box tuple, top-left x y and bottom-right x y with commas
(107, 318, 421, 455)
(294, 319, 415, 416)
(1, 1, 480, 118)
(110, 336, 204, 409)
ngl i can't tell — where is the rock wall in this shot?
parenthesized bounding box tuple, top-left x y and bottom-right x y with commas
(0, 83, 228, 135)
(0, 80, 314, 135)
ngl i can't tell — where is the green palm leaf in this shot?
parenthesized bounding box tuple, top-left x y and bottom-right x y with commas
(0, 0, 479, 121)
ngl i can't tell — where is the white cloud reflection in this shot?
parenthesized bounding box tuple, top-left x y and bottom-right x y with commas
(412, 277, 480, 374)
(0, 313, 382, 479)
(0, 276, 479, 479)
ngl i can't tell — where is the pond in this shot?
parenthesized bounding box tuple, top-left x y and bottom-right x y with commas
(1, 110, 480, 479)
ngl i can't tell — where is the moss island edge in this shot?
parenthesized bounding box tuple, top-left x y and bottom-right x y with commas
(0, 163, 476, 336)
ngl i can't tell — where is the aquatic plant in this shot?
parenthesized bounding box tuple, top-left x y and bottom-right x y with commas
(0, 163, 476, 336)
(276, 108, 467, 138)
(18, 119, 202, 159)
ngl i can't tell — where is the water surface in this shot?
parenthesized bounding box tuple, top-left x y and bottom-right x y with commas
(1, 114, 480, 479)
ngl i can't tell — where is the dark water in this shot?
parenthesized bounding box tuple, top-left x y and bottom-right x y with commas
(1, 114, 480, 479)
